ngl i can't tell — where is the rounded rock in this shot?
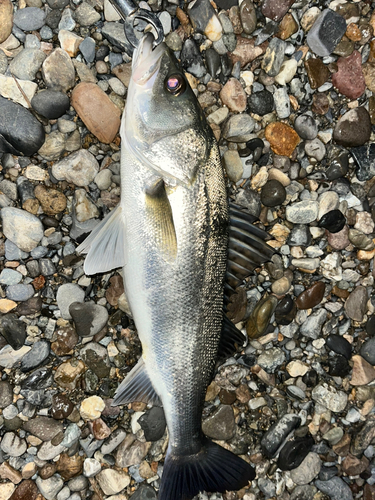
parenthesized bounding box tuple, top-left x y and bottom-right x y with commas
(0, 0, 13, 44)
(333, 107, 371, 147)
(294, 114, 318, 140)
(56, 283, 85, 320)
(1, 207, 44, 252)
(261, 179, 286, 207)
(31, 90, 69, 119)
(52, 149, 99, 187)
(296, 282, 325, 310)
(13, 7, 46, 31)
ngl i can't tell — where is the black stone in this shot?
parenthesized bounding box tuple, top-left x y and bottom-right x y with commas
(319, 465, 338, 481)
(31, 90, 70, 120)
(366, 316, 375, 336)
(261, 179, 286, 207)
(21, 368, 53, 390)
(258, 153, 270, 166)
(302, 369, 318, 388)
(130, 484, 157, 500)
(318, 209, 346, 233)
(351, 143, 375, 182)
(96, 45, 110, 61)
(287, 224, 311, 247)
(277, 436, 314, 471)
(139, 406, 166, 442)
(238, 147, 251, 158)
(246, 138, 264, 151)
(327, 355, 350, 377)
(205, 48, 220, 77)
(236, 188, 261, 217)
(326, 152, 349, 181)
(0, 314, 26, 350)
(360, 338, 375, 366)
(45, 9, 62, 29)
(15, 297, 43, 316)
(0, 381, 13, 409)
(261, 414, 301, 459)
(17, 176, 35, 205)
(275, 295, 297, 326)
(20, 340, 50, 372)
(306, 9, 346, 57)
(220, 53, 233, 77)
(180, 39, 206, 78)
(0, 96, 45, 156)
(248, 90, 274, 115)
(326, 334, 351, 360)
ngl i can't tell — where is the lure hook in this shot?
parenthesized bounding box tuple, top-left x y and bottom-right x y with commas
(107, 0, 164, 49)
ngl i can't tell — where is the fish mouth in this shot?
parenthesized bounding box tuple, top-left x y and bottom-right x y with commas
(132, 33, 165, 86)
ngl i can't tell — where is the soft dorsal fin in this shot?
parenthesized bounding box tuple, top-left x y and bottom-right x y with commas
(218, 313, 246, 358)
(112, 357, 161, 407)
(145, 179, 177, 262)
(76, 205, 125, 275)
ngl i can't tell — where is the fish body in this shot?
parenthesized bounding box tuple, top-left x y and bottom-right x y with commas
(78, 34, 254, 499)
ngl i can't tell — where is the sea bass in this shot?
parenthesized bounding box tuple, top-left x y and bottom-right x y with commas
(77, 33, 258, 499)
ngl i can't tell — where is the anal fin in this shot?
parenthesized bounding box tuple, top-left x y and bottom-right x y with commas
(76, 205, 125, 275)
(218, 314, 246, 358)
(112, 357, 161, 407)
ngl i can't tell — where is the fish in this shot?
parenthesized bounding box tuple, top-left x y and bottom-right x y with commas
(77, 33, 274, 500)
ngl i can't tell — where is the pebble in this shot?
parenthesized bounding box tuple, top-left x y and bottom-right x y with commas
(1, 432, 27, 456)
(265, 122, 300, 157)
(344, 286, 367, 321)
(294, 114, 318, 140)
(274, 86, 290, 119)
(296, 282, 325, 310)
(360, 338, 375, 365)
(286, 201, 319, 224)
(138, 407, 166, 442)
(319, 209, 346, 234)
(315, 477, 353, 500)
(311, 383, 348, 413)
(300, 309, 327, 339)
(257, 347, 285, 373)
(247, 89, 274, 115)
(71, 82, 121, 144)
(261, 414, 301, 458)
(56, 283, 85, 320)
(332, 50, 366, 99)
(277, 437, 314, 471)
(96, 469, 130, 496)
(80, 396, 105, 420)
(69, 301, 108, 337)
(261, 0, 295, 22)
(223, 150, 243, 182)
(220, 78, 246, 112)
(14, 7, 46, 31)
(350, 355, 375, 385)
(0, 0, 13, 44)
(202, 405, 235, 440)
(42, 48, 75, 92)
(262, 37, 285, 77)
(306, 9, 347, 57)
(52, 149, 99, 187)
(326, 334, 351, 360)
(333, 107, 372, 147)
(35, 476, 64, 500)
(304, 57, 330, 89)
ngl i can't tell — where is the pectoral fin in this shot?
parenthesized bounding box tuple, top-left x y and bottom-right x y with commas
(112, 357, 161, 407)
(76, 205, 125, 275)
(145, 179, 177, 262)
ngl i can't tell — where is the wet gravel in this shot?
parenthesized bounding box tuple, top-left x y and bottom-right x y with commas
(0, 0, 375, 499)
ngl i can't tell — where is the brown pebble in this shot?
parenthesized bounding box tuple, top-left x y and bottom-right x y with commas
(219, 78, 246, 112)
(276, 13, 298, 40)
(22, 198, 40, 215)
(34, 185, 67, 216)
(364, 484, 375, 500)
(312, 93, 330, 115)
(332, 50, 366, 100)
(346, 23, 362, 41)
(106, 274, 124, 306)
(219, 389, 236, 405)
(0, 0, 13, 44)
(332, 286, 350, 299)
(296, 281, 325, 310)
(56, 453, 84, 480)
(226, 287, 247, 324)
(71, 82, 121, 144)
(51, 393, 74, 420)
(332, 433, 351, 456)
(246, 295, 278, 339)
(342, 454, 369, 476)
(327, 225, 349, 250)
(51, 326, 79, 356)
(304, 58, 330, 89)
(0, 462, 22, 484)
(235, 384, 251, 403)
(91, 418, 111, 440)
(261, 0, 295, 22)
(39, 463, 57, 480)
(350, 355, 375, 386)
(229, 36, 266, 68)
(229, 6, 242, 34)
(112, 62, 132, 87)
(9, 480, 39, 500)
(265, 122, 300, 157)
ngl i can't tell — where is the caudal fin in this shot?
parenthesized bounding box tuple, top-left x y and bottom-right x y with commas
(158, 439, 255, 500)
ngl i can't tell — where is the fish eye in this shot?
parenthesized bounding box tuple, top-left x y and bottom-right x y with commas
(165, 74, 186, 96)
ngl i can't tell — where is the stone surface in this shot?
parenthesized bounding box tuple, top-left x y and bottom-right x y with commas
(311, 383, 348, 413)
(42, 48, 75, 92)
(31, 90, 69, 119)
(220, 78, 246, 112)
(69, 301, 108, 337)
(202, 405, 235, 440)
(289, 452, 321, 485)
(261, 0, 295, 22)
(52, 149, 99, 187)
(333, 107, 371, 148)
(96, 469, 130, 496)
(265, 122, 300, 157)
(332, 51, 366, 100)
(344, 286, 367, 322)
(350, 355, 375, 386)
(296, 282, 325, 310)
(1, 208, 44, 252)
(315, 477, 354, 500)
(56, 283, 85, 320)
(306, 9, 346, 57)
(261, 414, 301, 458)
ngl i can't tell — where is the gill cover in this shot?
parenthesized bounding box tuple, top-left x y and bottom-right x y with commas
(122, 34, 211, 186)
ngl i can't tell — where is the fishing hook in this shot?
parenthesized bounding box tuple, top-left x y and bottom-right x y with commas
(107, 0, 164, 49)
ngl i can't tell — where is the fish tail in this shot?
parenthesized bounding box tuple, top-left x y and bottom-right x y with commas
(158, 438, 255, 500)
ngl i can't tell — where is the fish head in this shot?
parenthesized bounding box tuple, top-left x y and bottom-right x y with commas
(123, 33, 211, 186)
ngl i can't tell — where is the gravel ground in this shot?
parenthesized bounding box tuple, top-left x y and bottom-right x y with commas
(0, 0, 375, 499)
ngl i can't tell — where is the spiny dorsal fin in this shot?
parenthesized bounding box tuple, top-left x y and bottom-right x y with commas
(76, 205, 125, 275)
(145, 179, 177, 262)
(112, 357, 161, 407)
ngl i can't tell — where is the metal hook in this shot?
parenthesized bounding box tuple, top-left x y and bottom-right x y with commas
(107, 0, 164, 49)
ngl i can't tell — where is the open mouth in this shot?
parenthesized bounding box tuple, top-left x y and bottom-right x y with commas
(132, 33, 165, 86)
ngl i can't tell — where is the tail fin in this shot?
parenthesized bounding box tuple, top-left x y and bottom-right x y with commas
(158, 439, 255, 500)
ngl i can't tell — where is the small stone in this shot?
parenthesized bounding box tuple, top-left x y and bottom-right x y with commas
(304, 58, 330, 89)
(9, 48, 46, 82)
(138, 407, 166, 442)
(261, 180, 286, 207)
(294, 114, 318, 140)
(274, 86, 290, 119)
(277, 13, 298, 40)
(54, 358, 86, 390)
(74, 2, 101, 26)
(20, 340, 49, 372)
(261, 0, 295, 22)
(58, 30, 83, 57)
(355, 212, 374, 235)
(305, 138, 325, 161)
(360, 338, 375, 366)
(306, 9, 346, 57)
(0, 432, 27, 456)
(56, 453, 84, 480)
(34, 185, 66, 215)
(342, 454, 369, 476)
(333, 107, 371, 147)
(96, 469, 130, 496)
(30, 90, 69, 120)
(69, 301, 108, 337)
(180, 39, 206, 79)
(247, 89, 274, 115)
(286, 201, 319, 224)
(202, 405, 235, 440)
(188, 0, 222, 42)
(315, 477, 354, 500)
(0, 381, 13, 408)
(130, 485, 157, 500)
(326, 334, 351, 360)
(258, 347, 285, 374)
(52, 149, 99, 187)
(23, 416, 63, 442)
(332, 50, 365, 100)
(350, 355, 375, 385)
(274, 58, 297, 85)
(277, 436, 315, 471)
(51, 393, 74, 420)
(222, 113, 255, 142)
(229, 36, 265, 68)
(0, 0, 13, 44)
(239, 0, 256, 35)
(9, 479, 38, 500)
(261, 414, 301, 458)
(51, 325, 78, 356)
(223, 150, 243, 182)
(83, 458, 101, 478)
(80, 396, 105, 420)
(318, 209, 346, 234)
(56, 283, 85, 320)
(262, 37, 285, 77)
(286, 360, 309, 377)
(344, 286, 367, 321)
(220, 78, 246, 112)
(246, 295, 278, 339)
(311, 383, 348, 412)
(71, 82, 121, 144)
(265, 122, 300, 157)
(79, 37, 96, 63)
(36, 476, 64, 500)
(296, 282, 325, 310)
(42, 48, 75, 92)
(13, 7, 46, 31)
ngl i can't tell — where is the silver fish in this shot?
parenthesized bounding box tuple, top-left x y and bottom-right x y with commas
(78, 33, 257, 499)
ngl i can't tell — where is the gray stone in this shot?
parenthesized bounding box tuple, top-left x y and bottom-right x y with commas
(290, 486, 317, 500)
(274, 86, 290, 119)
(101, 427, 126, 455)
(0, 431, 27, 456)
(37, 441, 67, 460)
(312, 383, 348, 413)
(344, 286, 367, 322)
(257, 347, 286, 374)
(223, 150, 243, 182)
(4, 240, 29, 260)
(0, 180, 17, 200)
(360, 338, 375, 366)
(23, 416, 63, 441)
(0, 381, 13, 409)
(202, 405, 235, 440)
(83, 458, 101, 478)
(96, 469, 130, 496)
(80, 342, 110, 378)
(58, 7, 76, 31)
(1, 207, 44, 252)
(56, 283, 85, 320)
(0, 314, 26, 350)
(52, 149, 99, 187)
(20, 340, 50, 372)
(0, 269, 22, 285)
(0, 50, 8, 74)
(13, 7, 46, 31)
(222, 114, 256, 142)
(9, 48, 46, 81)
(102, 22, 133, 53)
(68, 475, 88, 492)
(294, 114, 318, 140)
(130, 485, 157, 500)
(61, 423, 81, 448)
(6, 284, 34, 302)
(290, 452, 321, 485)
(305, 138, 326, 162)
(74, 2, 101, 26)
(39, 258, 56, 276)
(36, 475, 64, 500)
(42, 48, 75, 92)
(79, 37, 96, 63)
(307, 9, 346, 57)
(299, 309, 327, 340)
(69, 301, 109, 337)
(315, 477, 353, 500)
(262, 37, 285, 76)
(261, 414, 301, 458)
(31, 90, 70, 120)
(285, 201, 319, 224)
